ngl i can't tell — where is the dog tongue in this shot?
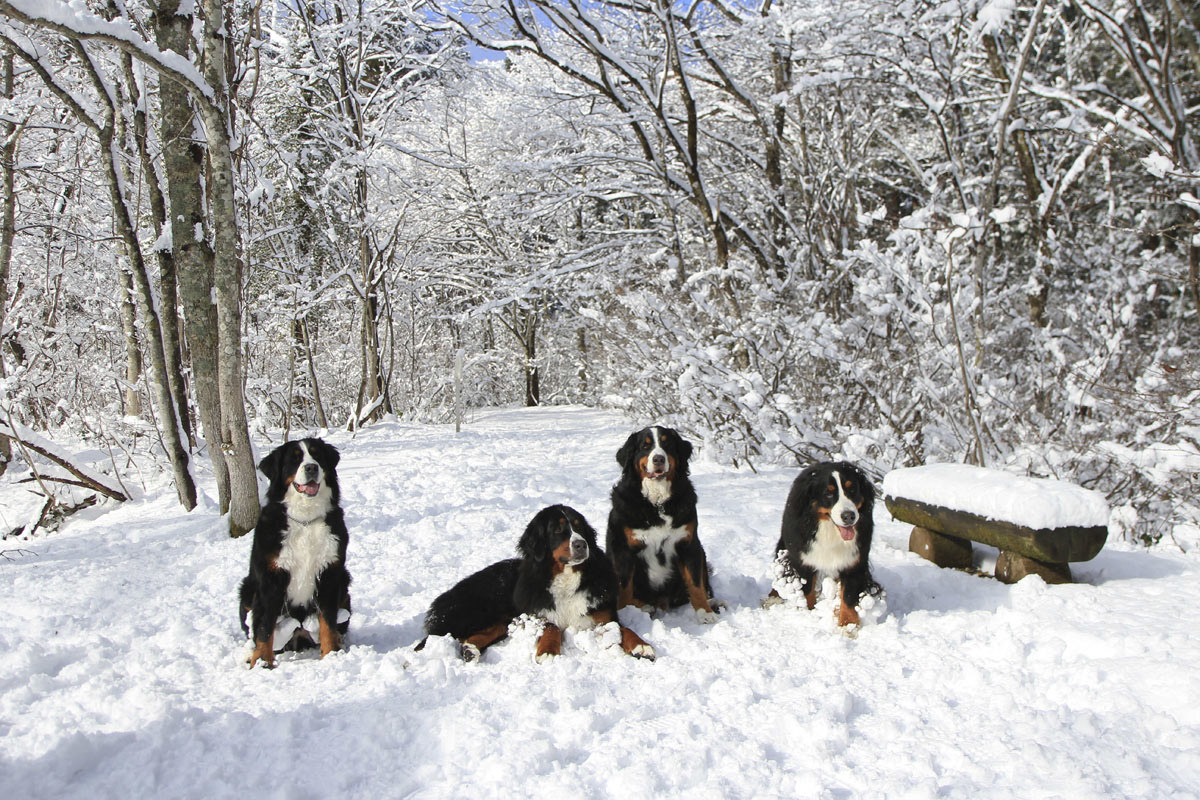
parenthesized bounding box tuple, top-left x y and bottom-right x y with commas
(294, 482, 319, 497)
(837, 525, 856, 541)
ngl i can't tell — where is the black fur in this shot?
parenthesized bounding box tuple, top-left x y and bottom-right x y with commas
(775, 461, 879, 619)
(513, 506, 621, 619)
(419, 558, 522, 649)
(418, 505, 638, 661)
(238, 438, 351, 665)
(605, 426, 716, 613)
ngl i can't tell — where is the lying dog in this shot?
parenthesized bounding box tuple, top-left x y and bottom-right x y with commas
(239, 438, 351, 668)
(417, 505, 654, 662)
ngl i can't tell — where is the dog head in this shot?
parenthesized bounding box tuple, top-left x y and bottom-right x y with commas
(616, 426, 693, 504)
(517, 505, 599, 575)
(798, 461, 874, 541)
(258, 438, 341, 508)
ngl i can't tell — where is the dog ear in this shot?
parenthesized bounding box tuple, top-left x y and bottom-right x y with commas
(257, 445, 282, 480)
(797, 464, 827, 501)
(678, 434, 694, 461)
(517, 512, 550, 562)
(616, 431, 640, 468)
(850, 463, 876, 509)
(316, 440, 340, 470)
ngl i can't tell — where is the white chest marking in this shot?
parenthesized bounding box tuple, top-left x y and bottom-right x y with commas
(544, 568, 595, 630)
(631, 512, 690, 589)
(803, 519, 860, 577)
(276, 517, 339, 607)
(641, 476, 672, 506)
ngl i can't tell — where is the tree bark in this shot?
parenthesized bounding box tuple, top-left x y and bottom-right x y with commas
(297, 317, 329, 429)
(117, 269, 142, 415)
(154, 0, 231, 510)
(359, 277, 391, 423)
(0, 54, 15, 476)
(971, 0, 1050, 348)
(201, 0, 259, 537)
(122, 53, 192, 446)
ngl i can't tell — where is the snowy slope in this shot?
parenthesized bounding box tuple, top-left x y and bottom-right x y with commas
(1, 407, 1198, 799)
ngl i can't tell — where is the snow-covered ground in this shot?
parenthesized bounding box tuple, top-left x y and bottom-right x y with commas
(2, 406, 1198, 799)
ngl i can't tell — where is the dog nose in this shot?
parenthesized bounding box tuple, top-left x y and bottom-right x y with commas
(569, 532, 588, 560)
(840, 509, 857, 525)
(302, 464, 319, 482)
(652, 454, 666, 470)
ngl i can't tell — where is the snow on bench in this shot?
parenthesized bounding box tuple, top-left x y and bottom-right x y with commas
(882, 464, 1109, 584)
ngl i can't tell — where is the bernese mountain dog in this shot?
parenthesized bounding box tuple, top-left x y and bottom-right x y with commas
(238, 438, 352, 668)
(417, 505, 654, 663)
(767, 461, 880, 627)
(606, 426, 719, 622)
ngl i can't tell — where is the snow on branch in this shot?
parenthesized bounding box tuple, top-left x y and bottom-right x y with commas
(0, 422, 128, 502)
(0, 0, 215, 100)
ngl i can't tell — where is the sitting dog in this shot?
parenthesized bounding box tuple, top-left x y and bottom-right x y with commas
(606, 426, 719, 622)
(417, 505, 654, 663)
(767, 461, 879, 627)
(239, 438, 351, 668)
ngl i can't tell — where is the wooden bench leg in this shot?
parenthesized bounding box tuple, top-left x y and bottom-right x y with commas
(909, 526, 974, 569)
(995, 551, 1072, 584)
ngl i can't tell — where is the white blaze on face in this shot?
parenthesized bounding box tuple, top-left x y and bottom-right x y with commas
(293, 442, 323, 497)
(640, 427, 674, 505)
(567, 528, 589, 566)
(645, 427, 669, 477)
(829, 469, 859, 540)
(283, 441, 333, 524)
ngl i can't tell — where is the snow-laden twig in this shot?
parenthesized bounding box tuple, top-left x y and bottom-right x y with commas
(0, 422, 128, 502)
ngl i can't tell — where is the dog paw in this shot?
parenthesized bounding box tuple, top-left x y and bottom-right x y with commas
(629, 643, 656, 661)
(534, 650, 557, 664)
(695, 609, 720, 624)
(247, 642, 276, 669)
(458, 642, 481, 663)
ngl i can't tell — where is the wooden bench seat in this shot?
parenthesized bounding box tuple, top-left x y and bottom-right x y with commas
(882, 465, 1109, 584)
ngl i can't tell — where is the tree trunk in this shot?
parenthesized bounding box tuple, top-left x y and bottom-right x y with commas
(359, 280, 390, 423)
(296, 317, 329, 429)
(972, 0, 1051, 348)
(154, 0, 230, 508)
(117, 269, 142, 415)
(95, 91, 196, 509)
(122, 54, 193, 447)
(765, 18, 791, 280)
(201, 0, 259, 537)
(523, 313, 539, 407)
(0, 54, 14, 476)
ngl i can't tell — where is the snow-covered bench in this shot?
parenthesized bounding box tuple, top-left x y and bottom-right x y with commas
(882, 464, 1109, 584)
